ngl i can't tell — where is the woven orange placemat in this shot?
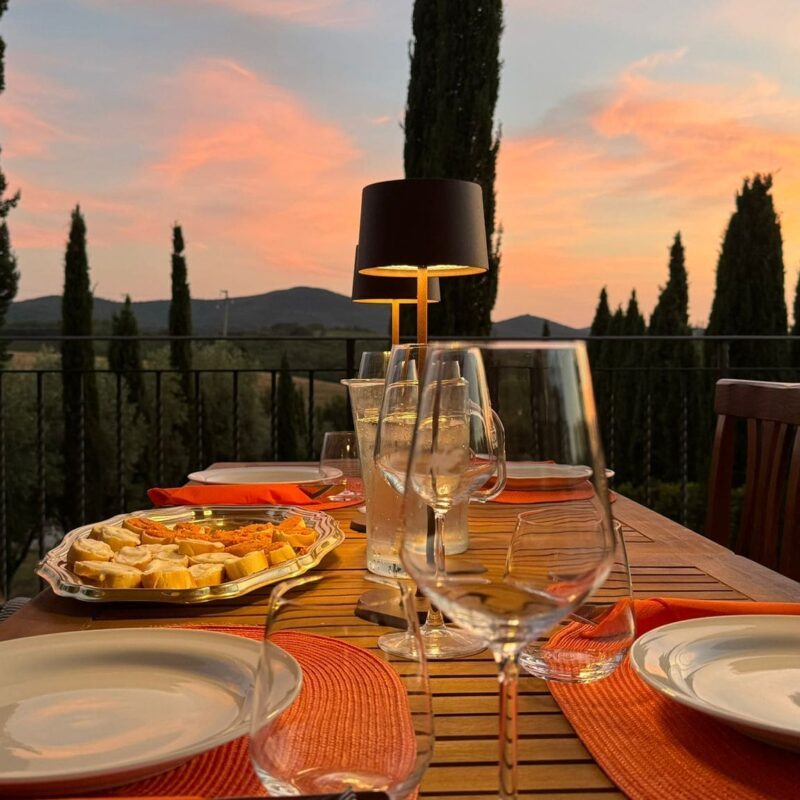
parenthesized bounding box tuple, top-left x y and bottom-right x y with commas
(83, 625, 414, 798)
(549, 598, 800, 800)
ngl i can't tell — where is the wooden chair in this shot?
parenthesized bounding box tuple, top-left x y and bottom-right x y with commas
(706, 379, 800, 580)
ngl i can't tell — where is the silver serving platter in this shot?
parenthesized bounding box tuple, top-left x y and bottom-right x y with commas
(37, 505, 345, 604)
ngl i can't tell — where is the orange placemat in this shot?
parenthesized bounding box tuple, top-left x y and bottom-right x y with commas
(147, 484, 362, 511)
(80, 626, 414, 798)
(549, 598, 800, 800)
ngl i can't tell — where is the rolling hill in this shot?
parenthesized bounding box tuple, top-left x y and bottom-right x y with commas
(7, 288, 585, 336)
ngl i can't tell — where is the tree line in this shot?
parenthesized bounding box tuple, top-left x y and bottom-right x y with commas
(588, 174, 798, 524)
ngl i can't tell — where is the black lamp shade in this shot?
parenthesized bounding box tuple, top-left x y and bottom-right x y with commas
(357, 179, 489, 277)
(352, 270, 440, 304)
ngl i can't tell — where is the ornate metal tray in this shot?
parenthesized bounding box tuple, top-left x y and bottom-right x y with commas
(37, 505, 345, 604)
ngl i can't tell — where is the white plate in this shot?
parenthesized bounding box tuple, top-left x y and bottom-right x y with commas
(505, 463, 615, 490)
(0, 628, 301, 795)
(188, 465, 343, 485)
(630, 615, 800, 752)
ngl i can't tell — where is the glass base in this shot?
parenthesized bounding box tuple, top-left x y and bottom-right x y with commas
(518, 645, 625, 683)
(379, 624, 486, 660)
(327, 489, 362, 502)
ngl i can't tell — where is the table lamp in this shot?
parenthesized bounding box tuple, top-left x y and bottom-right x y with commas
(352, 252, 441, 345)
(356, 178, 489, 343)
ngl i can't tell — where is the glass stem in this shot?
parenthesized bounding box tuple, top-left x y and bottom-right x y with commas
(422, 509, 447, 632)
(496, 652, 519, 800)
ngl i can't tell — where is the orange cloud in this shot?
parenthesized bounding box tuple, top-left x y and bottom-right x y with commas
(496, 56, 800, 327)
(141, 58, 383, 284)
(84, 0, 373, 28)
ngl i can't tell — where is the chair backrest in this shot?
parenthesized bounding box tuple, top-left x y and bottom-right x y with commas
(705, 379, 800, 580)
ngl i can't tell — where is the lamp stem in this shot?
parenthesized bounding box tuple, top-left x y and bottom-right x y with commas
(417, 267, 428, 345)
(391, 301, 400, 346)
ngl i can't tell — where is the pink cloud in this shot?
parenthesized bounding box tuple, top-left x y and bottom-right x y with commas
(140, 58, 380, 282)
(83, 0, 373, 28)
(0, 67, 81, 159)
(495, 58, 800, 326)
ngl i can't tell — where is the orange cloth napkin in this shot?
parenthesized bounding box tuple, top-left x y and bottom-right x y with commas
(147, 483, 362, 511)
(549, 597, 800, 800)
(70, 625, 415, 799)
(491, 484, 617, 505)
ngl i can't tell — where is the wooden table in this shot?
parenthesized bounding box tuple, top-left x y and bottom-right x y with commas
(2, 493, 799, 798)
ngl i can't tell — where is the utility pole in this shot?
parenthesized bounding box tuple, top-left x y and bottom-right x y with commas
(220, 290, 231, 337)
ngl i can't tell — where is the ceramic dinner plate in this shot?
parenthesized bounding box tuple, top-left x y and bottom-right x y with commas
(505, 462, 613, 490)
(188, 464, 343, 485)
(0, 628, 301, 795)
(630, 615, 800, 752)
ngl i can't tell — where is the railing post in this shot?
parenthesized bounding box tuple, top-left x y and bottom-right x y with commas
(155, 371, 163, 486)
(79, 372, 86, 523)
(37, 373, 46, 565)
(270, 369, 278, 460)
(194, 371, 204, 470)
(232, 371, 240, 461)
(116, 372, 125, 512)
(307, 369, 315, 458)
(0, 372, 6, 602)
(681, 373, 689, 527)
(645, 371, 652, 507)
(345, 338, 356, 379)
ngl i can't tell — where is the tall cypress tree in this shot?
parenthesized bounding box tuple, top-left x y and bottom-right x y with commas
(109, 295, 143, 404)
(404, 0, 503, 336)
(589, 287, 613, 454)
(62, 206, 103, 526)
(706, 174, 788, 373)
(617, 291, 646, 481)
(0, 0, 19, 366)
(792, 270, 800, 371)
(588, 287, 611, 366)
(648, 233, 697, 480)
(169, 224, 192, 395)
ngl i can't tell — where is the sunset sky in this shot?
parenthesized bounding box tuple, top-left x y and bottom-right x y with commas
(2, 0, 800, 328)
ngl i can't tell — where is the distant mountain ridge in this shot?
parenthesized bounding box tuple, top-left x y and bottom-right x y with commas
(7, 287, 586, 335)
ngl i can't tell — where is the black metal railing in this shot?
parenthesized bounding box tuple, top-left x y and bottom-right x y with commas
(0, 332, 798, 599)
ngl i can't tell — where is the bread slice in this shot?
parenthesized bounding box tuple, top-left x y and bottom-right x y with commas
(73, 560, 142, 588)
(189, 563, 225, 588)
(67, 537, 114, 566)
(224, 550, 269, 580)
(141, 563, 195, 589)
(113, 545, 153, 570)
(175, 537, 224, 556)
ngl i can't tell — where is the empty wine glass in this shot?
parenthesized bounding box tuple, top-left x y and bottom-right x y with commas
(401, 341, 615, 800)
(249, 573, 433, 799)
(320, 431, 362, 502)
(374, 344, 493, 659)
(518, 517, 635, 683)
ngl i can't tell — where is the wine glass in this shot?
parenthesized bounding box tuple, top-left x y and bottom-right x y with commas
(319, 431, 362, 502)
(401, 341, 615, 800)
(249, 573, 433, 799)
(518, 517, 635, 683)
(375, 344, 506, 659)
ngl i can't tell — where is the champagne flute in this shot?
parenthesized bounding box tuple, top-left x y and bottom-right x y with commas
(402, 342, 615, 800)
(374, 344, 498, 659)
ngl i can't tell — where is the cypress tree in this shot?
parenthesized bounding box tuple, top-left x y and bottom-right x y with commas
(600, 305, 625, 471)
(169, 224, 192, 395)
(276, 353, 299, 460)
(791, 270, 800, 370)
(588, 287, 611, 366)
(0, 0, 19, 366)
(589, 287, 613, 453)
(62, 206, 103, 526)
(791, 270, 800, 371)
(404, 0, 503, 336)
(706, 174, 788, 373)
(618, 290, 646, 482)
(108, 295, 143, 404)
(648, 233, 697, 480)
